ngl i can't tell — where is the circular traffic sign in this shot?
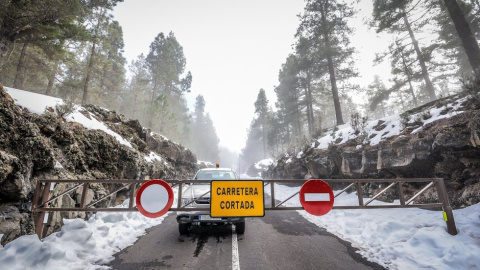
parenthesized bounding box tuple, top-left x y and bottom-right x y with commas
(300, 179, 334, 216)
(136, 179, 174, 218)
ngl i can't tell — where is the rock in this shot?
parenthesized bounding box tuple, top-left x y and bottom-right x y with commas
(0, 204, 35, 246)
(0, 85, 198, 244)
(265, 95, 480, 209)
(304, 150, 337, 178)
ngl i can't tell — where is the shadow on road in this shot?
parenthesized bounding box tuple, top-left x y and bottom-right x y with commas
(180, 224, 232, 257)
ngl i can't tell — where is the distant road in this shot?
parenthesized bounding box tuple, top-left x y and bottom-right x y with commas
(105, 209, 386, 270)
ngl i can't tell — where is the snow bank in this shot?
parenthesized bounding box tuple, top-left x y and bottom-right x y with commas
(0, 201, 166, 270)
(265, 184, 480, 270)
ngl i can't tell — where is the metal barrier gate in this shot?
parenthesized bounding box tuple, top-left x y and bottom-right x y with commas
(32, 178, 458, 238)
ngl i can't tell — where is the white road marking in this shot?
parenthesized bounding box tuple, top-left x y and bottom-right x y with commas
(304, 193, 330, 201)
(232, 225, 240, 270)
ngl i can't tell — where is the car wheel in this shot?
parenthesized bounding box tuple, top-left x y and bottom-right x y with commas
(235, 221, 245, 234)
(179, 223, 189, 235)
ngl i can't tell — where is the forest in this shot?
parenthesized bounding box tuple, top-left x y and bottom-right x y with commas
(0, 0, 479, 169)
(0, 0, 220, 163)
(240, 0, 480, 167)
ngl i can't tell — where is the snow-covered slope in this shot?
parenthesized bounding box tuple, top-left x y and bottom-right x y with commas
(315, 95, 469, 150)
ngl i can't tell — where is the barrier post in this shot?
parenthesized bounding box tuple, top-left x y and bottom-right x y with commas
(34, 182, 51, 239)
(436, 179, 458, 235)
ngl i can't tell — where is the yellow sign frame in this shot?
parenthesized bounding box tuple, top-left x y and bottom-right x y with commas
(210, 180, 265, 217)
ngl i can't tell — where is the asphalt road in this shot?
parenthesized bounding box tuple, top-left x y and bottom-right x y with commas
(105, 209, 386, 270)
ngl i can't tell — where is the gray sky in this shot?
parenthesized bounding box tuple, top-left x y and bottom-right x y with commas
(113, 0, 390, 153)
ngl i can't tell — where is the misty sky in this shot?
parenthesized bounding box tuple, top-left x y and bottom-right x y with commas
(113, 0, 390, 153)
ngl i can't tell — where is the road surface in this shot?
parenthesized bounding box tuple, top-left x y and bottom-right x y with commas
(105, 209, 386, 270)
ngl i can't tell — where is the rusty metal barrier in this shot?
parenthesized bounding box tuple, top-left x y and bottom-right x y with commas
(32, 178, 458, 238)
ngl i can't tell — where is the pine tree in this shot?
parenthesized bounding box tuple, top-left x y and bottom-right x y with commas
(122, 54, 151, 120)
(0, 0, 121, 72)
(297, 0, 357, 125)
(254, 89, 269, 159)
(189, 95, 220, 162)
(442, 0, 480, 75)
(145, 32, 192, 140)
(372, 0, 437, 101)
(275, 55, 303, 141)
(241, 119, 264, 169)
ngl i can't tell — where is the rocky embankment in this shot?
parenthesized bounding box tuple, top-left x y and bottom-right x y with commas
(265, 94, 480, 208)
(0, 85, 197, 245)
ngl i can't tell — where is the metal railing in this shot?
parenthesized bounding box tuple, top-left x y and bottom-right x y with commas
(32, 178, 458, 238)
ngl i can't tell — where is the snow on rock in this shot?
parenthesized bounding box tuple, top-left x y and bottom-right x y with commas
(144, 151, 162, 162)
(4, 87, 64, 114)
(197, 160, 214, 167)
(65, 108, 133, 148)
(5, 87, 132, 148)
(315, 95, 469, 150)
(254, 158, 275, 170)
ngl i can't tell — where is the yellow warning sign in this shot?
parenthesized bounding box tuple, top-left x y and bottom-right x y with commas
(210, 180, 264, 217)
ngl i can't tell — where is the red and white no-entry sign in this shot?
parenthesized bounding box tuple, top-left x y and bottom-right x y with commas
(136, 180, 174, 218)
(300, 179, 334, 216)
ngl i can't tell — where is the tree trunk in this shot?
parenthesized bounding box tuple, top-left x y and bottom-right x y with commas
(293, 88, 303, 136)
(444, 0, 480, 75)
(380, 101, 386, 118)
(100, 63, 107, 90)
(326, 48, 344, 125)
(132, 92, 138, 119)
(82, 9, 105, 105)
(45, 59, 60, 95)
(305, 71, 315, 135)
(321, 2, 344, 126)
(262, 116, 267, 159)
(403, 14, 437, 101)
(398, 44, 419, 107)
(0, 35, 15, 72)
(82, 41, 96, 105)
(13, 42, 28, 89)
(308, 71, 316, 135)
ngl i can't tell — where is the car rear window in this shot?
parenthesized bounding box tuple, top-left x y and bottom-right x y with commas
(194, 170, 236, 181)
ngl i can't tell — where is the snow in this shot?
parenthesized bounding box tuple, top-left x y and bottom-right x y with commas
(5, 87, 132, 148)
(2, 88, 478, 268)
(144, 151, 170, 167)
(315, 96, 469, 150)
(3, 87, 64, 114)
(64, 108, 133, 148)
(316, 115, 403, 149)
(54, 161, 64, 170)
(254, 158, 275, 170)
(197, 160, 214, 167)
(409, 97, 467, 134)
(265, 184, 480, 270)
(0, 200, 167, 270)
(239, 173, 263, 180)
(1, 184, 478, 269)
